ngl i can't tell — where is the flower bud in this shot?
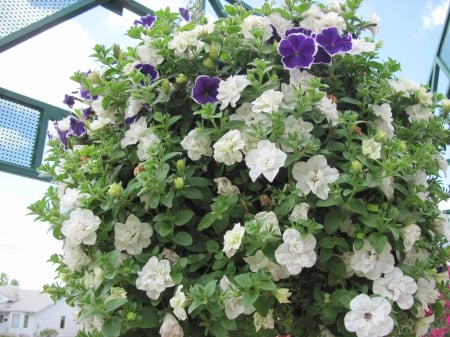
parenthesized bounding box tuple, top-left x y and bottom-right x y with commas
(108, 182, 123, 197)
(174, 177, 185, 189)
(203, 58, 215, 69)
(112, 43, 121, 59)
(273, 288, 292, 304)
(399, 141, 407, 152)
(374, 129, 386, 141)
(323, 293, 331, 303)
(356, 233, 365, 240)
(351, 160, 362, 173)
(366, 203, 379, 212)
(209, 44, 220, 59)
(87, 71, 102, 85)
(176, 159, 185, 173)
(161, 79, 171, 95)
(175, 73, 188, 84)
(127, 312, 137, 321)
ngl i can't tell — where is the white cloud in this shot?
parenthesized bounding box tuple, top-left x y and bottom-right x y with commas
(422, 0, 449, 30)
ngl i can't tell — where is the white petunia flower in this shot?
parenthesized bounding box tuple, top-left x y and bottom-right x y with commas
(365, 13, 381, 35)
(289, 68, 314, 87)
(267, 12, 292, 37)
(223, 223, 245, 258)
(411, 170, 429, 201)
(181, 129, 213, 161)
(300, 5, 346, 33)
(432, 211, 450, 241)
(292, 155, 339, 200)
(347, 39, 376, 55)
(379, 175, 394, 200)
(124, 98, 143, 119)
(362, 138, 381, 160)
(253, 309, 274, 332)
(254, 211, 282, 236)
(136, 132, 161, 161)
(121, 117, 148, 148)
(220, 276, 255, 319)
(244, 250, 289, 281)
(400, 224, 421, 251)
(63, 243, 91, 272)
(90, 96, 116, 127)
(159, 313, 184, 337)
(275, 228, 317, 275)
(214, 177, 240, 195)
(372, 267, 417, 309)
(114, 213, 153, 255)
(414, 277, 440, 317)
(350, 240, 394, 280)
(213, 129, 245, 165)
(245, 140, 287, 182)
(251, 89, 284, 113)
(240, 15, 272, 40)
(314, 95, 339, 126)
(344, 294, 393, 337)
(136, 256, 174, 300)
(371, 103, 394, 138)
(405, 103, 432, 122)
(59, 187, 87, 215)
(136, 36, 164, 65)
(281, 115, 314, 152)
(217, 75, 251, 110)
(62, 208, 101, 246)
(289, 202, 310, 222)
(415, 315, 435, 337)
(170, 285, 187, 321)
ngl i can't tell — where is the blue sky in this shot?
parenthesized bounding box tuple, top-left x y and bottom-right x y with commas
(0, 0, 448, 289)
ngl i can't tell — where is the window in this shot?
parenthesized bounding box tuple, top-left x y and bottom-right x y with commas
(60, 315, 66, 329)
(11, 314, 20, 328)
(23, 314, 29, 328)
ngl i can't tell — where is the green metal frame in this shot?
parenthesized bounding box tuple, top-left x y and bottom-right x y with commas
(0, 87, 70, 181)
(429, 4, 450, 97)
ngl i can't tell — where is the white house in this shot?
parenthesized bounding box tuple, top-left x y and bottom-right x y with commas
(0, 286, 80, 337)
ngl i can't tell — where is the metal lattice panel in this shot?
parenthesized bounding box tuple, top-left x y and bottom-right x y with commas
(0, 0, 81, 38)
(0, 97, 40, 167)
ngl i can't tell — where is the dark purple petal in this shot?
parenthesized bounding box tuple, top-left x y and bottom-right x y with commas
(278, 33, 317, 69)
(268, 24, 281, 44)
(125, 115, 140, 125)
(134, 14, 156, 27)
(82, 107, 94, 119)
(135, 63, 159, 83)
(54, 121, 69, 149)
(69, 117, 86, 137)
(313, 46, 332, 65)
(80, 88, 97, 100)
(285, 27, 312, 37)
(63, 94, 75, 108)
(191, 75, 220, 105)
(315, 27, 352, 55)
(179, 7, 190, 21)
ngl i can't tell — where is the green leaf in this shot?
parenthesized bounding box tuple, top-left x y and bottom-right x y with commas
(321, 305, 338, 325)
(330, 289, 356, 309)
(243, 290, 259, 308)
(102, 317, 121, 337)
(328, 256, 347, 277)
(206, 240, 219, 253)
(347, 198, 368, 216)
(174, 209, 194, 226)
(234, 273, 252, 288)
(316, 196, 341, 207)
(319, 237, 335, 248)
(358, 213, 380, 229)
(353, 238, 364, 250)
(181, 187, 204, 199)
(104, 298, 128, 313)
(319, 247, 333, 263)
(174, 231, 193, 246)
(186, 176, 212, 187)
(324, 209, 345, 234)
(198, 212, 216, 231)
(155, 222, 172, 237)
(204, 280, 217, 297)
(367, 232, 388, 255)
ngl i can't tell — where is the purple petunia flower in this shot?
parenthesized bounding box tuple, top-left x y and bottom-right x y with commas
(191, 75, 221, 105)
(313, 46, 332, 65)
(285, 27, 312, 37)
(315, 27, 352, 56)
(54, 117, 86, 149)
(278, 33, 318, 69)
(134, 14, 156, 27)
(63, 94, 75, 108)
(135, 63, 159, 84)
(179, 7, 190, 21)
(82, 107, 94, 120)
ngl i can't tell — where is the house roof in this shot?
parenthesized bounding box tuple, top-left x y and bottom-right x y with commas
(0, 286, 55, 313)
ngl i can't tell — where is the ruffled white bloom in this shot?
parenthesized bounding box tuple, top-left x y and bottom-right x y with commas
(214, 177, 240, 195)
(90, 96, 116, 128)
(292, 155, 339, 200)
(136, 256, 174, 300)
(213, 129, 245, 165)
(289, 202, 310, 222)
(379, 175, 394, 200)
(223, 223, 245, 258)
(253, 309, 274, 332)
(281, 115, 313, 152)
(275, 228, 317, 275)
(289, 68, 314, 87)
(121, 117, 148, 148)
(181, 129, 213, 161)
(341, 252, 355, 278)
(59, 187, 87, 215)
(114, 213, 153, 255)
(362, 138, 381, 160)
(365, 13, 381, 35)
(240, 15, 272, 40)
(63, 243, 91, 272)
(244, 250, 289, 281)
(411, 170, 429, 201)
(136, 132, 161, 161)
(159, 313, 184, 337)
(405, 103, 432, 122)
(415, 314, 435, 337)
(168, 29, 203, 57)
(347, 39, 376, 55)
(254, 211, 282, 236)
(340, 217, 356, 236)
(267, 12, 292, 36)
(124, 98, 143, 119)
(229, 103, 272, 133)
(437, 154, 448, 176)
(300, 5, 346, 33)
(245, 140, 287, 182)
(388, 76, 422, 95)
(400, 224, 421, 251)
(314, 95, 339, 126)
(372, 267, 417, 309)
(62, 208, 101, 246)
(251, 89, 284, 113)
(80, 315, 104, 333)
(371, 103, 394, 138)
(432, 211, 450, 241)
(414, 277, 440, 316)
(217, 75, 251, 110)
(344, 294, 393, 337)
(403, 248, 430, 266)
(136, 36, 164, 65)
(350, 241, 394, 280)
(170, 285, 187, 321)
(83, 267, 104, 290)
(220, 276, 255, 319)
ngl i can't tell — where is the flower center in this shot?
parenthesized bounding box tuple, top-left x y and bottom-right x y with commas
(363, 312, 372, 320)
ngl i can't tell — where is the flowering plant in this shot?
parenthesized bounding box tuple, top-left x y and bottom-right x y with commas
(30, 0, 450, 337)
